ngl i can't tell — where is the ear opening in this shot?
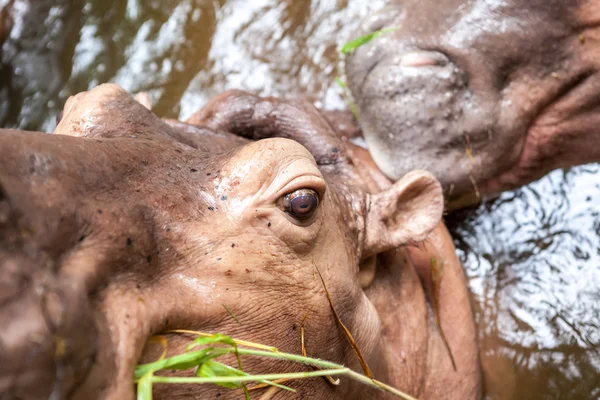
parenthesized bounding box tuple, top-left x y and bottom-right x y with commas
(363, 170, 443, 258)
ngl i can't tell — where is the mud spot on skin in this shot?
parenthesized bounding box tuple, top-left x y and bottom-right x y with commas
(267, 222, 272, 227)
(292, 323, 297, 331)
(126, 237, 133, 246)
(208, 206, 215, 211)
(231, 243, 235, 248)
(146, 255, 152, 263)
(78, 235, 86, 242)
(190, 168, 198, 172)
(220, 195, 227, 201)
(97, 209, 103, 214)
(225, 270, 232, 277)
(245, 268, 251, 273)
(206, 172, 211, 176)
(216, 257, 222, 261)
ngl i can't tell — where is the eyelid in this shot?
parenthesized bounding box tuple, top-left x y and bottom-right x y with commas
(272, 174, 326, 202)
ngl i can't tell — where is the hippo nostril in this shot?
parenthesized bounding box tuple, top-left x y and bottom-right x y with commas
(361, 4, 403, 34)
(400, 51, 449, 68)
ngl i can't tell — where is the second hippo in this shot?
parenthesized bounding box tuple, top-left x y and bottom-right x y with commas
(345, 0, 600, 208)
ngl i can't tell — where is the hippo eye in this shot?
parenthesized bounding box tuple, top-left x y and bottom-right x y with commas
(280, 189, 319, 221)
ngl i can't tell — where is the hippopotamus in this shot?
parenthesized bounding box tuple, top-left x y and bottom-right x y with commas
(345, 0, 600, 208)
(0, 84, 480, 399)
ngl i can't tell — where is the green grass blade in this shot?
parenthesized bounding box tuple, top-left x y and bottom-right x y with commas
(198, 360, 295, 392)
(167, 330, 278, 352)
(187, 334, 236, 351)
(135, 348, 229, 379)
(341, 27, 398, 54)
(136, 335, 417, 399)
(137, 373, 153, 400)
(151, 368, 350, 384)
(198, 360, 244, 389)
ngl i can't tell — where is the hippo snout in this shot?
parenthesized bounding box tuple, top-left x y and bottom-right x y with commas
(351, 48, 473, 192)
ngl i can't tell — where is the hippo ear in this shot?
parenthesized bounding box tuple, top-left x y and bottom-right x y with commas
(363, 170, 443, 257)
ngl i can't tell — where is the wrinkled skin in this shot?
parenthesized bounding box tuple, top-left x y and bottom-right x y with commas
(346, 0, 600, 208)
(0, 84, 480, 399)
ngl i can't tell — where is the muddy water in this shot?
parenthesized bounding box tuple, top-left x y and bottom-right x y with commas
(447, 166, 600, 399)
(2, 0, 599, 398)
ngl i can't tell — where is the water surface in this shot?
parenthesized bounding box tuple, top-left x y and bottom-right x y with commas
(2, 1, 599, 398)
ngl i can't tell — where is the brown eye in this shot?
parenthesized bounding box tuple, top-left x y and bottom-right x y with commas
(281, 189, 319, 220)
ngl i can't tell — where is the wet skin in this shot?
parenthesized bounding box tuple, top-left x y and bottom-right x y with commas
(346, 0, 600, 209)
(0, 84, 479, 399)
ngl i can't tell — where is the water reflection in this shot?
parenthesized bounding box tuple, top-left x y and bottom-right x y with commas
(447, 165, 600, 399)
(2, 0, 599, 398)
(1, 0, 384, 131)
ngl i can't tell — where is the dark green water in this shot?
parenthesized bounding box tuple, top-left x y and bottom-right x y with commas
(2, 1, 598, 398)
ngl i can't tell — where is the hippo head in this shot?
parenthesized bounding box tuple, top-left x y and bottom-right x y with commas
(346, 0, 600, 207)
(0, 84, 444, 399)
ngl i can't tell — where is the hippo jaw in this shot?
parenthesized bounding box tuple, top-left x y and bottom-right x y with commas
(347, 0, 600, 208)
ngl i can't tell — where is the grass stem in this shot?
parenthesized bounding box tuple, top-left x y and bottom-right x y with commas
(150, 368, 349, 385)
